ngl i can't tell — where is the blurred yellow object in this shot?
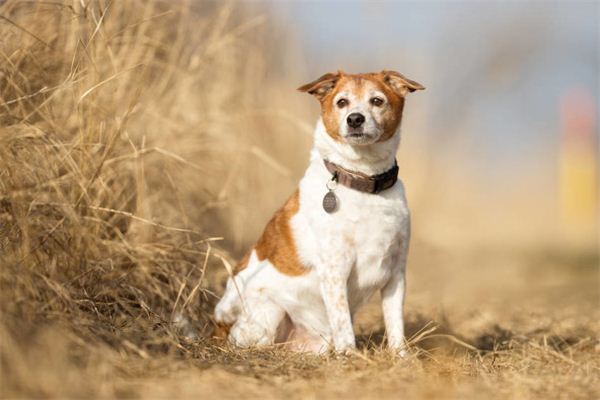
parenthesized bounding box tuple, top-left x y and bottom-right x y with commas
(558, 89, 598, 245)
(559, 147, 597, 220)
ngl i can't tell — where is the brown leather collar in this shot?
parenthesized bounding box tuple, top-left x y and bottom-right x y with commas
(323, 159, 399, 194)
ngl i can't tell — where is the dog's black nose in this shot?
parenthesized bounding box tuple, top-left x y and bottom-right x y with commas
(346, 113, 365, 128)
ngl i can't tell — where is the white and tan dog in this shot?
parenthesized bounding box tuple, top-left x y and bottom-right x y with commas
(214, 70, 424, 354)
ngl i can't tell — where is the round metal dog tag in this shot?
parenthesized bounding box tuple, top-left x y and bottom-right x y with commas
(322, 191, 338, 213)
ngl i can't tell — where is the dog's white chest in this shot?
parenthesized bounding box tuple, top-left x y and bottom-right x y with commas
(293, 160, 410, 313)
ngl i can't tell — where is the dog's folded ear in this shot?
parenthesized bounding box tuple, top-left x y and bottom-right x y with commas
(381, 70, 425, 96)
(297, 71, 342, 99)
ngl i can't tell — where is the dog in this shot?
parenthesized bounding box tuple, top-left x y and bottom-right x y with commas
(213, 70, 424, 354)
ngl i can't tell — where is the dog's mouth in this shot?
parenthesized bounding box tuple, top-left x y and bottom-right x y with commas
(345, 127, 369, 138)
(347, 133, 367, 138)
(343, 129, 377, 145)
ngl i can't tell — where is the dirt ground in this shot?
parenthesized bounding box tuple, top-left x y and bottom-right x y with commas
(135, 248, 599, 400)
(3, 242, 598, 399)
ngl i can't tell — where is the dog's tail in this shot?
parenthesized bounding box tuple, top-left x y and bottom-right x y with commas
(210, 317, 232, 340)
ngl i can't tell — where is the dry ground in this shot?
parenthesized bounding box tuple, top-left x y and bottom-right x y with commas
(3, 244, 598, 399)
(0, 1, 598, 399)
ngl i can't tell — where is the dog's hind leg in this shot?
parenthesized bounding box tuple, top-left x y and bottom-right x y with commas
(228, 296, 286, 347)
(214, 276, 243, 328)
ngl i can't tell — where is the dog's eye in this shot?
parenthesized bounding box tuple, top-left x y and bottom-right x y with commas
(336, 98, 348, 108)
(370, 97, 384, 107)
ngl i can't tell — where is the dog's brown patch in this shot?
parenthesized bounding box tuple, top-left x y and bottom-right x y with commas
(235, 190, 307, 277)
(319, 75, 347, 142)
(372, 76, 405, 142)
(255, 189, 307, 276)
(297, 71, 345, 142)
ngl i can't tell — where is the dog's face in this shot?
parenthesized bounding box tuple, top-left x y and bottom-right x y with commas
(298, 71, 424, 146)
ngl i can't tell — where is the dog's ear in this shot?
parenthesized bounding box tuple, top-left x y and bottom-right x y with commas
(381, 70, 425, 96)
(297, 71, 342, 100)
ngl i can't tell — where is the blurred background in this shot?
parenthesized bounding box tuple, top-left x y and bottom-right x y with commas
(224, 0, 599, 253)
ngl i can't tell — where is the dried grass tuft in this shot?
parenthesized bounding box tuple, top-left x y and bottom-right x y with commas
(0, 1, 264, 395)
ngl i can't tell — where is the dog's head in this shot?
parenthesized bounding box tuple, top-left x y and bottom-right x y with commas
(298, 70, 424, 146)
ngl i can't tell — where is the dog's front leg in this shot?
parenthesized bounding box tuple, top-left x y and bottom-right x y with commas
(381, 234, 410, 356)
(317, 259, 356, 353)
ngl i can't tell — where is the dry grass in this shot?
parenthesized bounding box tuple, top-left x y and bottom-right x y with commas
(0, 1, 598, 399)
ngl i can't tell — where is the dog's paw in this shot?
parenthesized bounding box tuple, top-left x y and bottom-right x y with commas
(388, 345, 408, 358)
(336, 347, 356, 356)
(228, 320, 273, 348)
(333, 336, 357, 354)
